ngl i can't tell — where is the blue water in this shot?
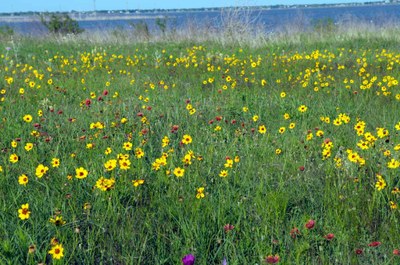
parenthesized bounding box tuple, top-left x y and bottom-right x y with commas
(2, 4, 400, 35)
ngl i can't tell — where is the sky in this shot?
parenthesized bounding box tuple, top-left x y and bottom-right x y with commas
(2, 0, 368, 13)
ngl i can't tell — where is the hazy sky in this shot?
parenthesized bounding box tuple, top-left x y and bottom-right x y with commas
(2, 0, 367, 13)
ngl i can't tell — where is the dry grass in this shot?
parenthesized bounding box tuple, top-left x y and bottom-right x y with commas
(6, 8, 400, 47)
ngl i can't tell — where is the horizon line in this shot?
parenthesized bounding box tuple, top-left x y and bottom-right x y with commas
(0, 1, 394, 15)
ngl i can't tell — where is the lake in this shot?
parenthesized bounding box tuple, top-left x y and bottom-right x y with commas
(2, 4, 400, 35)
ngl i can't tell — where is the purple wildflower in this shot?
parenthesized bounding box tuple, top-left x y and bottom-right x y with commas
(182, 254, 195, 265)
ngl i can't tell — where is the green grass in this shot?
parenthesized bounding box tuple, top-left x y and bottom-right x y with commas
(0, 34, 400, 264)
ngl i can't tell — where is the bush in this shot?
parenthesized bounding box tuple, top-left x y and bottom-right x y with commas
(130, 20, 151, 40)
(0, 25, 14, 42)
(312, 18, 337, 34)
(40, 13, 84, 35)
(155, 17, 167, 34)
(0, 25, 14, 36)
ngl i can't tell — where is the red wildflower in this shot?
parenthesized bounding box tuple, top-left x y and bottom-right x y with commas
(224, 224, 234, 232)
(171, 125, 179, 133)
(265, 255, 280, 264)
(290, 227, 301, 239)
(324, 233, 335, 241)
(355, 248, 363, 255)
(305, 219, 315, 229)
(393, 249, 400, 256)
(368, 241, 381, 247)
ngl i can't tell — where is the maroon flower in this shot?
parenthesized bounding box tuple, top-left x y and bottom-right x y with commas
(290, 227, 301, 239)
(265, 255, 280, 264)
(368, 241, 381, 247)
(305, 219, 315, 230)
(171, 125, 179, 133)
(299, 166, 305, 171)
(224, 224, 234, 233)
(355, 248, 363, 255)
(324, 233, 335, 241)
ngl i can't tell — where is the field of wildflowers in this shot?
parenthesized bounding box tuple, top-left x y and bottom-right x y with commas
(1, 37, 400, 264)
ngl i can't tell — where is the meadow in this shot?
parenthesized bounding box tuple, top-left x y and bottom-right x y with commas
(1, 26, 400, 264)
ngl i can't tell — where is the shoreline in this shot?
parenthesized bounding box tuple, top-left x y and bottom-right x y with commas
(0, 14, 170, 23)
(1, 3, 399, 23)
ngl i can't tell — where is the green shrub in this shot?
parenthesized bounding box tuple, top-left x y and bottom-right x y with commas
(156, 17, 167, 34)
(312, 17, 337, 34)
(130, 20, 151, 40)
(40, 13, 84, 34)
(0, 25, 14, 37)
